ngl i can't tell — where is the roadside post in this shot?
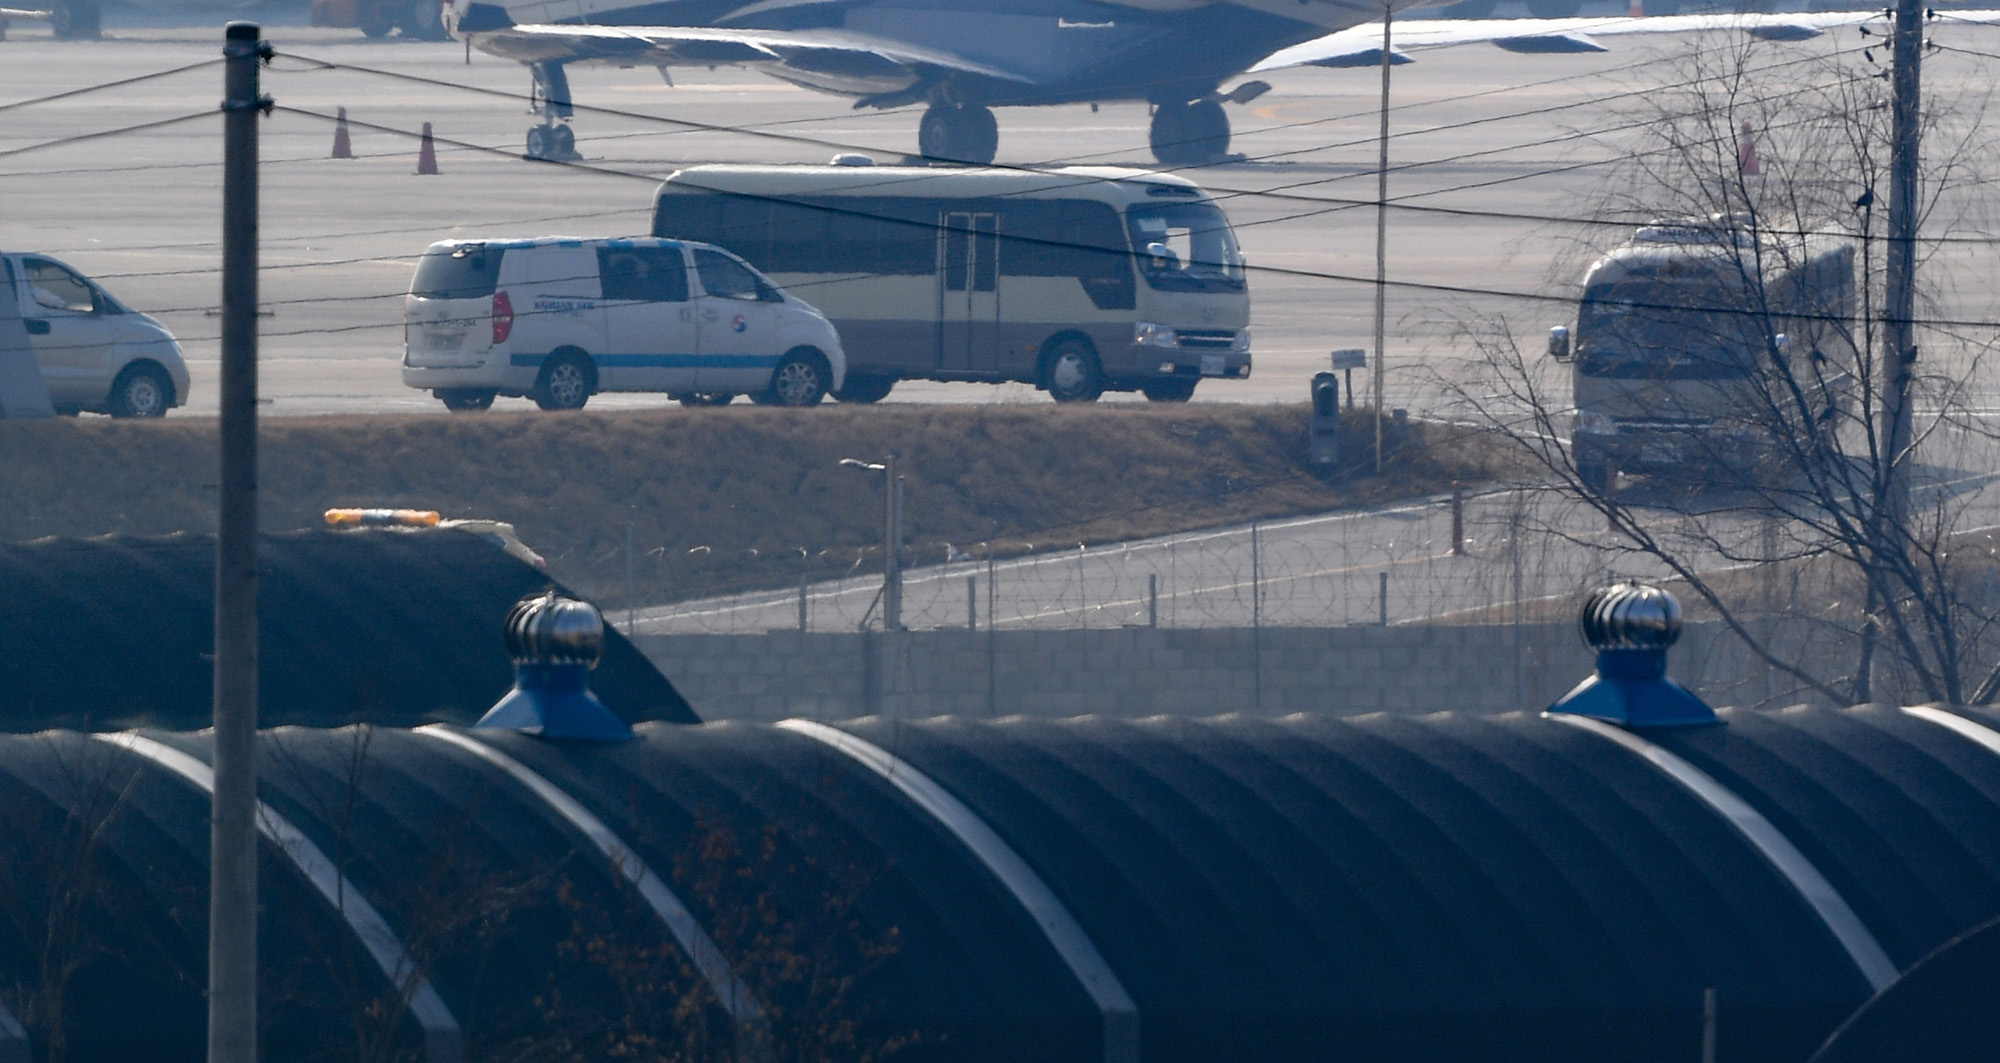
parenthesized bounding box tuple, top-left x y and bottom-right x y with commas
(1331, 348, 1365, 410)
(1309, 370, 1341, 467)
(840, 455, 903, 631)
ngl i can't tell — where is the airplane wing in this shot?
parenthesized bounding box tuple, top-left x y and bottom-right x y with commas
(454, 9, 1035, 84)
(1250, 9, 2000, 70)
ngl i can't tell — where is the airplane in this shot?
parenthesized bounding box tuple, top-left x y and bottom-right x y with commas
(442, 0, 1986, 166)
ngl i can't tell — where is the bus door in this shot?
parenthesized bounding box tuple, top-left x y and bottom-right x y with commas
(938, 212, 1000, 376)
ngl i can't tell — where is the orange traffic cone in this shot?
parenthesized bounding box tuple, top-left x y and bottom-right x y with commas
(331, 106, 353, 159)
(1738, 121, 1760, 176)
(416, 122, 439, 175)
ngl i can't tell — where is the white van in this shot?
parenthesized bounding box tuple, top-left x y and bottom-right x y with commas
(2, 252, 190, 418)
(401, 236, 845, 411)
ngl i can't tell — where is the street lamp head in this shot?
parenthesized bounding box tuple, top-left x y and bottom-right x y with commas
(839, 458, 887, 472)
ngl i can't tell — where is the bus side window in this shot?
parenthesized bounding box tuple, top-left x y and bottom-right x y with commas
(714, 194, 776, 270)
(656, 193, 723, 244)
(814, 197, 880, 274)
(765, 199, 828, 274)
(1066, 201, 1134, 311)
(878, 201, 939, 276)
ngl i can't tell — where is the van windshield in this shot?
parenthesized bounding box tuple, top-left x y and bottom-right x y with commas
(412, 246, 504, 300)
(1125, 202, 1243, 293)
(1576, 280, 1763, 380)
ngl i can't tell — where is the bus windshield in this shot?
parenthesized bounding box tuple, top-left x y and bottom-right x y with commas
(1125, 202, 1243, 293)
(1575, 280, 1763, 380)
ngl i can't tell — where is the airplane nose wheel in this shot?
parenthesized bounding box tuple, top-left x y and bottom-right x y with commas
(1150, 99, 1230, 166)
(919, 104, 998, 165)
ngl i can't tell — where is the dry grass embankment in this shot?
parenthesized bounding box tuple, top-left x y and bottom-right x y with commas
(0, 404, 1507, 605)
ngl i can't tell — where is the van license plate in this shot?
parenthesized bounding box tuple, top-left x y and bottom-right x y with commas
(1200, 355, 1225, 377)
(427, 333, 464, 351)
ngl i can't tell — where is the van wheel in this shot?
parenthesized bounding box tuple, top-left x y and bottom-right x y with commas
(834, 374, 895, 404)
(765, 349, 830, 407)
(1044, 337, 1104, 403)
(1142, 379, 1197, 403)
(108, 364, 172, 419)
(535, 352, 595, 411)
(437, 388, 497, 412)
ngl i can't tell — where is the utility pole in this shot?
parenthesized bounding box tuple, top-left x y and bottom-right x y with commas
(1882, 0, 1922, 530)
(214, 21, 269, 1063)
(1371, 0, 1394, 476)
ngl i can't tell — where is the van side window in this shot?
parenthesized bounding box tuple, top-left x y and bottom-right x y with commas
(22, 259, 99, 315)
(599, 247, 689, 303)
(693, 249, 781, 303)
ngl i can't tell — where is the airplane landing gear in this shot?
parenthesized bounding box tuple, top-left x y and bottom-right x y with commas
(524, 61, 581, 162)
(526, 122, 576, 162)
(918, 104, 999, 165)
(1150, 99, 1230, 166)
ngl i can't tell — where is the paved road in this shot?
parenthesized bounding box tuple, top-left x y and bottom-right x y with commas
(4, 16, 1996, 416)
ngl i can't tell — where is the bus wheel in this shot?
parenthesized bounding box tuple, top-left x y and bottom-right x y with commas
(1044, 338, 1104, 403)
(534, 351, 595, 411)
(835, 374, 895, 404)
(1142, 379, 1197, 403)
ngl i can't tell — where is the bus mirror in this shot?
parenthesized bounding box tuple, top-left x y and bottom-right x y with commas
(1548, 325, 1571, 362)
(1146, 242, 1177, 269)
(1773, 332, 1791, 352)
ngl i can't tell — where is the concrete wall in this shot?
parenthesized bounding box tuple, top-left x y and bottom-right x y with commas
(633, 618, 1844, 722)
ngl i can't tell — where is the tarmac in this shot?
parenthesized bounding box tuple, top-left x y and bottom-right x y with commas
(2, 11, 1997, 417)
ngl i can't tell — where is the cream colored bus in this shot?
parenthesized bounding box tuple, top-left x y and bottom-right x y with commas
(651, 162, 1251, 403)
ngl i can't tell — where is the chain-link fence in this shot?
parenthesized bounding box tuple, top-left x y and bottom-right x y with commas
(624, 487, 1675, 635)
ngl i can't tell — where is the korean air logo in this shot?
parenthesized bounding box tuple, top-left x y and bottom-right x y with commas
(732, 314, 748, 333)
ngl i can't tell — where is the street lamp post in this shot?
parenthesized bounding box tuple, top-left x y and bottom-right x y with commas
(840, 455, 902, 631)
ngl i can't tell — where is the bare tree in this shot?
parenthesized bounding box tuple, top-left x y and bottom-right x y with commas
(262, 726, 561, 1063)
(533, 814, 909, 1063)
(1443, 30, 2000, 706)
(0, 736, 193, 1063)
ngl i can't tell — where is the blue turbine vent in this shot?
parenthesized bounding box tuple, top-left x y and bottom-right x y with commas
(1547, 581, 1718, 728)
(474, 591, 634, 741)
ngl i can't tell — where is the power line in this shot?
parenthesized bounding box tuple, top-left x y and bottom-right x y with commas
(0, 110, 216, 162)
(0, 57, 222, 115)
